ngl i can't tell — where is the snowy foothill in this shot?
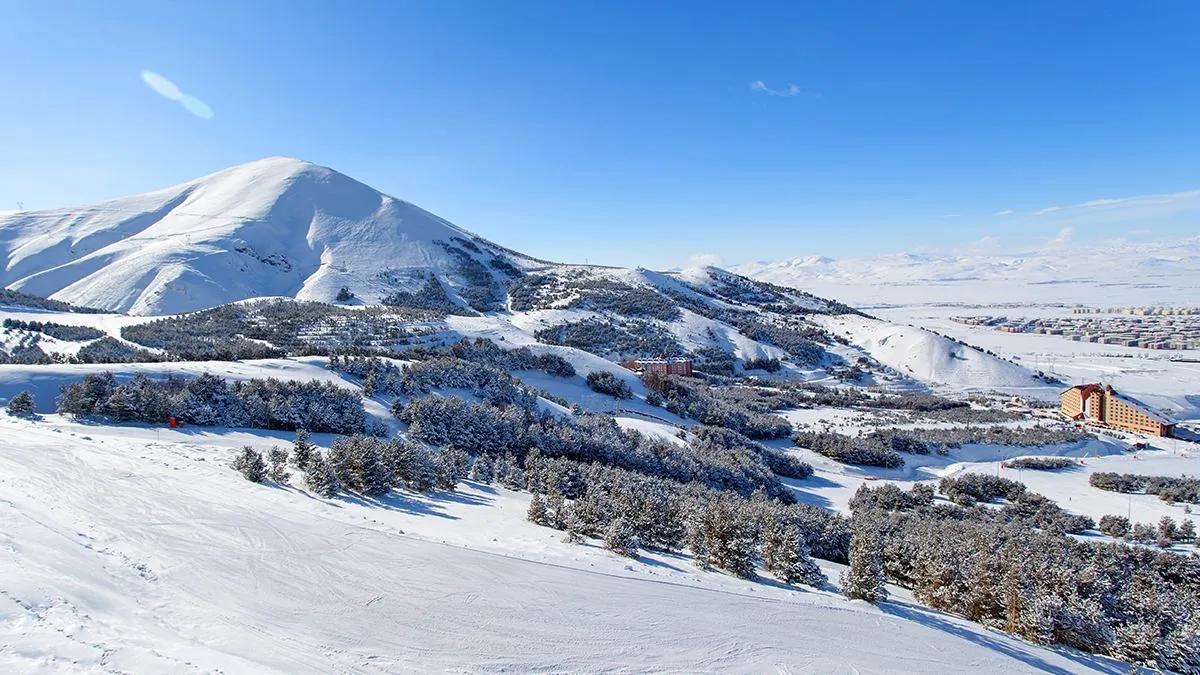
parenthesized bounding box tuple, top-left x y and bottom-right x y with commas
(873, 303, 1200, 421)
(0, 411, 1139, 673)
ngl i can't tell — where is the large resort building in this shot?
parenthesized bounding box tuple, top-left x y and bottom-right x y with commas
(1060, 383, 1176, 437)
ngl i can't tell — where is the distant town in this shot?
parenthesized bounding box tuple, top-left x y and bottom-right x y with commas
(952, 307, 1200, 350)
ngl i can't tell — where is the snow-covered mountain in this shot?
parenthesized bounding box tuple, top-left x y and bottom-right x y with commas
(735, 237, 1200, 306)
(0, 156, 1053, 392)
(0, 157, 545, 315)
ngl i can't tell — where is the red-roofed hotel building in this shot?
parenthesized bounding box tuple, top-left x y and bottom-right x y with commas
(1060, 384, 1176, 437)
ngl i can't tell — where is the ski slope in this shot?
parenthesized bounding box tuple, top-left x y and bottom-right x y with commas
(0, 412, 1134, 674)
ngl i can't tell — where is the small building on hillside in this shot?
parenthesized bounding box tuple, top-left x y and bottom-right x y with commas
(1060, 383, 1175, 437)
(633, 357, 693, 377)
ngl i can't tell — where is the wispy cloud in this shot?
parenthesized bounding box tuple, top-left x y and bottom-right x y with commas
(939, 213, 961, 219)
(1074, 189, 1200, 210)
(750, 80, 806, 97)
(688, 253, 724, 267)
(993, 209, 1014, 216)
(141, 70, 214, 120)
(1032, 206, 1062, 215)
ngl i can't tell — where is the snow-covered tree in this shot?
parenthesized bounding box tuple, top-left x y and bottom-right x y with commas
(1157, 516, 1178, 547)
(232, 446, 267, 483)
(304, 451, 339, 497)
(527, 494, 549, 526)
(435, 446, 470, 491)
(1177, 518, 1196, 543)
(267, 446, 291, 483)
(840, 525, 887, 602)
(762, 511, 825, 587)
(468, 453, 495, 483)
(603, 517, 639, 558)
(5, 390, 35, 416)
(292, 428, 316, 469)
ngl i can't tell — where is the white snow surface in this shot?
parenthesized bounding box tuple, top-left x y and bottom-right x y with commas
(0, 411, 1136, 674)
(813, 313, 1043, 392)
(735, 236, 1200, 307)
(0, 157, 540, 315)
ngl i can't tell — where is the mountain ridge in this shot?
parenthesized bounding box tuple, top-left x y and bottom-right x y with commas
(0, 156, 544, 315)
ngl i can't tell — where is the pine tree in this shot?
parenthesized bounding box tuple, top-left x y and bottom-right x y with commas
(692, 498, 757, 578)
(840, 525, 887, 602)
(499, 452, 525, 489)
(101, 386, 141, 421)
(267, 446, 291, 483)
(356, 439, 393, 497)
(304, 451, 340, 497)
(527, 494, 549, 526)
(1157, 516, 1177, 547)
(604, 517, 639, 558)
(292, 428, 316, 469)
(5, 390, 35, 416)
(545, 490, 566, 530)
(468, 453, 495, 483)
(763, 513, 825, 587)
(232, 446, 267, 483)
(435, 446, 470, 491)
(1177, 518, 1196, 543)
(561, 502, 586, 544)
(327, 439, 361, 492)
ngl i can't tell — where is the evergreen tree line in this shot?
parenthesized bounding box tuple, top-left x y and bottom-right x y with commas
(738, 322, 826, 367)
(742, 356, 782, 372)
(935, 474, 1094, 533)
(520, 452, 839, 585)
(399, 337, 576, 377)
(328, 342, 576, 399)
(56, 372, 365, 433)
(395, 393, 809, 501)
(561, 278, 683, 322)
(0, 333, 51, 364)
(232, 430, 471, 498)
(792, 425, 1093, 469)
(118, 299, 436, 361)
(0, 288, 106, 313)
(534, 317, 686, 359)
(785, 384, 973, 413)
(849, 483, 1200, 672)
(1098, 514, 1197, 547)
(647, 375, 793, 440)
(1091, 472, 1200, 504)
(1001, 457, 1076, 471)
(792, 430, 905, 468)
(878, 424, 1091, 451)
(392, 358, 542, 409)
(433, 240, 505, 312)
(3, 318, 106, 341)
(381, 274, 475, 316)
(585, 371, 632, 399)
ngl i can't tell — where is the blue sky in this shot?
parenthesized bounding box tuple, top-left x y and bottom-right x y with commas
(2, 1, 1199, 268)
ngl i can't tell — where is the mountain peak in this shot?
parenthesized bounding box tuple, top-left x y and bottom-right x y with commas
(0, 158, 522, 315)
